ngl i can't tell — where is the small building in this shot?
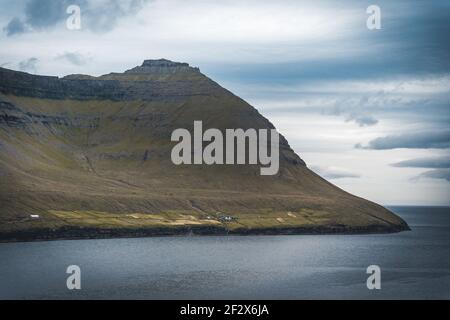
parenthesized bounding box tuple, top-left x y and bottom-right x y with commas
(30, 214, 40, 219)
(218, 214, 236, 222)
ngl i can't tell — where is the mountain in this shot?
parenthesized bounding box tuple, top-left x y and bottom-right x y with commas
(0, 59, 409, 241)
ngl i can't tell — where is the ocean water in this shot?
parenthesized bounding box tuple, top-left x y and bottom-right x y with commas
(0, 206, 449, 299)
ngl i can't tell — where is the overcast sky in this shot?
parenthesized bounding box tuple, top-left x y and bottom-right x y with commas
(1, 0, 449, 205)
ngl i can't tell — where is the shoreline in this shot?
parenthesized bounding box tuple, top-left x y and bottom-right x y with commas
(0, 224, 410, 243)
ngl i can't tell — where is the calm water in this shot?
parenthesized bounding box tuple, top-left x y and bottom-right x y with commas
(1, 206, 449, 299)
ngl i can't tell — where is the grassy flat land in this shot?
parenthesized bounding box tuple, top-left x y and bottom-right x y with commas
(11, 208, 330, 230)
(0, 204, 390, 236)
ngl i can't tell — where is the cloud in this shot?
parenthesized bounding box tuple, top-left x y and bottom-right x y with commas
(55, 52, 91, 66)
(391, 156, 450, 168)
(345, 114, 378, 127)
(24, 0, 73, 29)
(85, 0, 148, 32)
(4, 0, 82, 35)
(310, 165, 361, 179)
(414, 169, 450, 182)
(235, 75, 449, 136)
(3, 17, 26, 36)
(324, 95, 380, 127)
(3, 0, 148, 36)
(18, 57, 38, 73)
(356, 130, 450, 150)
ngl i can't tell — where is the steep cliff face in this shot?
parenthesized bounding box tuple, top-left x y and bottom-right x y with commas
(0, 59, 221, 101)
(0, 59, 408, 241)
(126, 58, 200, 74)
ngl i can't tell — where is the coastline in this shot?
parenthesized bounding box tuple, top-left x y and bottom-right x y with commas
(0, 223, 410, 243)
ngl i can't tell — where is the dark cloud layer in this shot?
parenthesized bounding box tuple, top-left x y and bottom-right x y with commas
(3, 17, 26, 36)
(3, 0, 148, 36)
(201, 1, 450, 132)
(416, 169, 450, 182)
(356, 131, 450, 150)
(24, 0, 74, 29)
(396, 156, 450, 182)
(392, 156, 450, 168)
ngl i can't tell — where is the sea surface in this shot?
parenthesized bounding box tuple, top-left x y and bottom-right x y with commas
(1, 206, 449, 299)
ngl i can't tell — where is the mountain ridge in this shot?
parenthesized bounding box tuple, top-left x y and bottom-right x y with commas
(0, 59, 409, 241)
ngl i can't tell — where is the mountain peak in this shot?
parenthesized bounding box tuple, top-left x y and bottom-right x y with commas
(142, 58, 188, 67)
(125, 58, 200, 74)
